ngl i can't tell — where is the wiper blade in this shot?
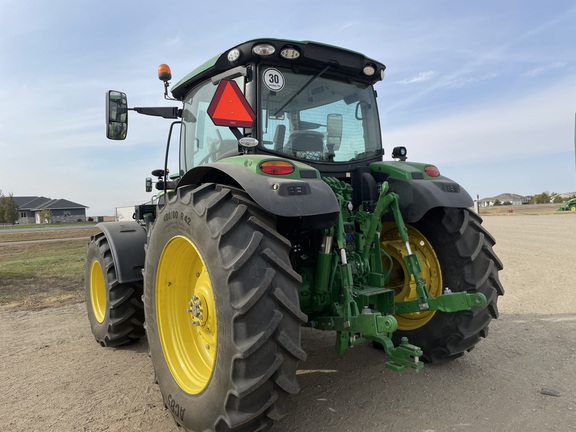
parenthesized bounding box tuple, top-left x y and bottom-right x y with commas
(273, 63, 334, 116)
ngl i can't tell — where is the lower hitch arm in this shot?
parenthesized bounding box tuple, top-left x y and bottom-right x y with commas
(371, 335, 424, 372)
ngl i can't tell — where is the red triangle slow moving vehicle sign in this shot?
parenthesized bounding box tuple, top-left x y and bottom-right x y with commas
(207, 80, 255, 128)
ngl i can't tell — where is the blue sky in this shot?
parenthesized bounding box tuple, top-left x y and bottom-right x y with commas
(1, 0, 575, 215)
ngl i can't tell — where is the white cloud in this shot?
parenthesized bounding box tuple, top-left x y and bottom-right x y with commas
(521, 62, 566, 78)
(340, 21, 361, 31)
(395, 71, 437, 85)
(384, 75, 576, 165)
(165, 35, 183, 48)
(444, 72, 498, 89)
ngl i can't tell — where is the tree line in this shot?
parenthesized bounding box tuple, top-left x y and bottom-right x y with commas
(530, 192, 570, 205)
(0, 190, 19, 224)
(492, 192, 574, 206)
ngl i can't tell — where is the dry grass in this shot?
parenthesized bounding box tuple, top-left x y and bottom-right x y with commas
(0, 228, 99, 243)
(478, 203, 567, 216)
(0, 230, 97, 311)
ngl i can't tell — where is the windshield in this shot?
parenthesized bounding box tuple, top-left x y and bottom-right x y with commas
(259, 67, 382, 162)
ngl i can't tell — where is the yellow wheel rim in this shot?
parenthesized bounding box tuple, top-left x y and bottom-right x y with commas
(90, 260, 106, 323)
(570, 206, 576, 212)
(380, 223, 442, 331)
(156, 235, 217, 395)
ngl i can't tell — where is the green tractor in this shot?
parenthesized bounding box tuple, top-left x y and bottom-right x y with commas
(85, 38, 504, 432)
(559, 197, 576, 212)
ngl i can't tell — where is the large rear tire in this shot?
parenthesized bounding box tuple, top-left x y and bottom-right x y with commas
(84, 232, 145, 347)
(380, 207, 504, 363)
(144, 183, 306, 432)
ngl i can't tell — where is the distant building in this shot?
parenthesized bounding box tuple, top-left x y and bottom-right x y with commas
(115, 206, 135, 222)
(13, 196, 88, 224)
(479, 193, 529, 207)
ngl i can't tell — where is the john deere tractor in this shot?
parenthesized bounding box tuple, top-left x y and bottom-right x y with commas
(559, 197, 576, 212)
(85, 38, 504, 432)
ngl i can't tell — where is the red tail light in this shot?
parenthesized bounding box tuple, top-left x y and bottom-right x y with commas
(424, 165, 440, 177)
(259, 161, 295, 175)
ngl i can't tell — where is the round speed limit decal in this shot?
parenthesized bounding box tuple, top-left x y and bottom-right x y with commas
(263, 68, 285, 91)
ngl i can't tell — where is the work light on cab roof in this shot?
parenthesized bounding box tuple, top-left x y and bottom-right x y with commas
(252, 43, 275, 56)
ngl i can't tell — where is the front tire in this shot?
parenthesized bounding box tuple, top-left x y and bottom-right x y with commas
(380, 207, 504, 363)
(84, 232, 145, 347)
(144, 184, 306, 432)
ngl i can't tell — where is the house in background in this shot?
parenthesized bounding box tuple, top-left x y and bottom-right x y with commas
(13, 196, 88, 224)
(478, 193, 529, 207)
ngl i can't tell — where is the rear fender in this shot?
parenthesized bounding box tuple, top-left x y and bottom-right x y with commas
(95, 221, 147, 283)
(371, 161, 473, 223)
(178, 156, 340, 227)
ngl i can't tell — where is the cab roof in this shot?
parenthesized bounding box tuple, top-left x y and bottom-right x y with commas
(170, 38, 386, 100)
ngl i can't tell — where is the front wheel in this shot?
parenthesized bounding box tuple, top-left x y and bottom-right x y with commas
(84, 232, 145, 347)
(380, 207, 504, 363)
(144, 184, 306, 432)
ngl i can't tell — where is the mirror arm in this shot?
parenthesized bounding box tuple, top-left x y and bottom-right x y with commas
(131, 107, 181, 119)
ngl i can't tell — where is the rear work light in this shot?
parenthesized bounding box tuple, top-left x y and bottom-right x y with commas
(362, 64, 376, 76)
(227, 48, 241, 63)
(252, 44, 276, 56)
(259, 160, 295, 175)
(280, 47, 300, 59)
(424, 165, 440, 177)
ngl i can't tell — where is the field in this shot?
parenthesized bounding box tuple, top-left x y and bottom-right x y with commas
(478, 202, 564, 216)
(1, 209, 575, 431)
(0, 227, 99, 309)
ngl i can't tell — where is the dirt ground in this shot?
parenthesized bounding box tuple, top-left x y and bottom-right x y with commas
(1, 214, 575, 432)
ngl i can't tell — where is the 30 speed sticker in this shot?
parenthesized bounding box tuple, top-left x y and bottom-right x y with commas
(263, 68, 285, 91)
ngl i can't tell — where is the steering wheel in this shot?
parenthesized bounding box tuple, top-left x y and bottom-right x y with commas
(199, 130, 225, 165)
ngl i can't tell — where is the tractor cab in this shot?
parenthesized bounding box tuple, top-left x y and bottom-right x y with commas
(169, 39, 386, 178)
(106, 39, 389, 213)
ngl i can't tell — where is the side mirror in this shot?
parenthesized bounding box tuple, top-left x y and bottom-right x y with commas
(106, 90, 128, 140)
(145, 177, 153, 192)
(326, 113, 343, 151)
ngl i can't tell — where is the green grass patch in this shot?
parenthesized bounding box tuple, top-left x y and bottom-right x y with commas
(0, 238, 89, 310)
(0, 228, 99, 243)
(0, 222, 97, 230)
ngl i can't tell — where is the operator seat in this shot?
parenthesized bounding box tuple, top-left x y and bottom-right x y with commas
(273, 124, 286, 151)
(285, 130, 324, 160)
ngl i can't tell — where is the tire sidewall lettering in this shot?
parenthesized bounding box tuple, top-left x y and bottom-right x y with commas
(162, 210, 191, 226)
(167, 394, 186, 422)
